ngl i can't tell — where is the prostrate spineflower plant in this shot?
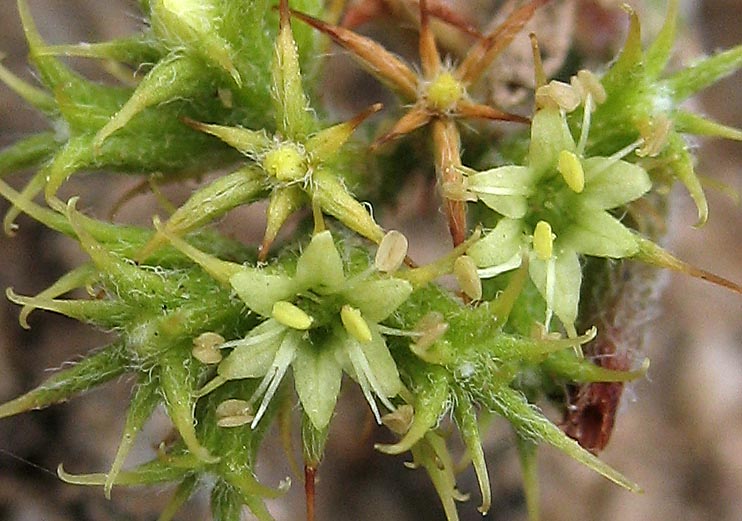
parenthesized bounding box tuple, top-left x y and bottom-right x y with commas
(1, 1, 742, 520)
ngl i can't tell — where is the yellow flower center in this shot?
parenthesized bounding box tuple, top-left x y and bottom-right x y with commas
(426, 72, 464, 112)
(262, 144, 307, 181)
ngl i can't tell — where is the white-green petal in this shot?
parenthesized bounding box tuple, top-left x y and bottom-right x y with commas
(467, 218, 524, 268)
(293, 342, 343, 430)
(295, 230, 346, 294)
(467, 166, 533, 216)
(561, 211, 639, 258)
(581, 157, 652, 210)
(358, 325, 403, 399)
(478, 193, 529, 220)
(230, 269, 298, 317)
(529, 248, 582, 328)
(251, 330, 301, 427)
(342, 278, 412, 322)
(528, 107, 576, 176)
(217, 320, 286, 380)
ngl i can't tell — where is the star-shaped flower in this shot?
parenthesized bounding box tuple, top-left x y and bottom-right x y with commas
(141, 0, 384, 261)
(161, 228, 412, 431)
(465, 105, 651, 334)
(292, 0, 542, 245)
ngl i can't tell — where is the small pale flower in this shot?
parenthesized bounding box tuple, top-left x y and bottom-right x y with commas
(175, 230, 412, 431)
(464, 106, 652, 333)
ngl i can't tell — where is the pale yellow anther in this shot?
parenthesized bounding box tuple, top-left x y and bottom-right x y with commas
(441, 179, 477, 202)
(375, 230, 408, 273)
(557, 150, 585, 193)
(192, 332, 225, 364)
(426, 72, 464, 112)
(272, 300, 313, 330)
(412, 312, 448, 353)
(381, 404, 414, 435)
(216, 399, 254, 428)
(453, 255, 482, 301)
(636, 116, 672, 157)
(340, 305, 373, 343)
(262, 144, 306, 181)
(535, 81, 581, 112)
(574, 69, 607, 105)
(533, 221, 554, 261)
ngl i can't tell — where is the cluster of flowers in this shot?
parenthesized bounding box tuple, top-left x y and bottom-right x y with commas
(1, 0, 740, 519)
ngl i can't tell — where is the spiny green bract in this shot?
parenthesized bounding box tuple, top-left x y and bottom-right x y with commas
(1, 0, 741, 520)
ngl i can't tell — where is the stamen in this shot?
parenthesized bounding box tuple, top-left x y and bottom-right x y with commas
(216, 399, 254, 427)
(453, 255, 482, 301)
(477, 251, 523, 279)
(557, 150, 585, 193)
(341, 305, 373, 344)
(375, 230, 408, 273)
(544, 255, 556, 331)
(533, 221, 554, 261)
(192, 332, 225, 364)
(272, 301, 313, 330)
(535, 81, 580, 112)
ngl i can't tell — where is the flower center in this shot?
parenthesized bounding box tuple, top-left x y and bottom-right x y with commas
(262, 144, 307, 181)
(426, 72, 464, 113)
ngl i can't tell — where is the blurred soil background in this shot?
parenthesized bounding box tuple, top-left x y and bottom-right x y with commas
(0, 1, 740, 520)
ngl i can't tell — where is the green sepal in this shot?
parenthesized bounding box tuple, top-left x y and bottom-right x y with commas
(149, 0, 241, 85)
(666, 44, 742, 103)
(0, 342, 128, 419)
(311, 168, 384, 243)
(141, 165, 266, 259)
(94, 54, 209, 147)
(453, 392, 491, 514)
(57, 453, 199, 487)
(515, 434, 540, 521)
(105, 375, 162, 499)
(673, 110, 742, 141)
(6, 287, 133, 330)
(544, 350, 649, 383)
(40, 35, 164, 68)
(158, 475, 199, 521)
(273, 0, 314, 141)
(302, 412, 330, 468)
(211, 481, 246, 521)
(0, 59, 56, 114)
(158, 348, 218, 463)
(0, 132, 60, 178)
(486, 386, 641, 492)
(376, 365, 449, 455)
